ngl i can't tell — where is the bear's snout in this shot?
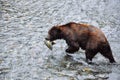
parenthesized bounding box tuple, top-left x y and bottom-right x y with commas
(45, 37, 49, 40)
(45, 34, 50, 40)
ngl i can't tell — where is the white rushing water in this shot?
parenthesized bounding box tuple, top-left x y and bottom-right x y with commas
(0, 0, 120, 80)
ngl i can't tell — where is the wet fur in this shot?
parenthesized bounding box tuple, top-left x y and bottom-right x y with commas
(46, 22, 116, 63)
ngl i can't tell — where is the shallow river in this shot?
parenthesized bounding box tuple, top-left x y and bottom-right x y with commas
(0, 0, 120, 80)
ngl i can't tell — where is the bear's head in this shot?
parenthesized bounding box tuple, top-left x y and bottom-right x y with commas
(45, 26, 62, 41)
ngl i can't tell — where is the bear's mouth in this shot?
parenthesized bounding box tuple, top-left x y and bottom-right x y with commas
(44, 39, 56, 50)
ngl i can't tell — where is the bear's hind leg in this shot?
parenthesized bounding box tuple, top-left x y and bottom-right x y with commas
(100, 51, 116, 63)
(99, 44, 116, 63)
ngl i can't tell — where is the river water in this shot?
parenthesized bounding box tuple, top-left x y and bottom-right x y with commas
(0, 0, 120, 80)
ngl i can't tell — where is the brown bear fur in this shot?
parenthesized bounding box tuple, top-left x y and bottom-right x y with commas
(45, 22, 116, 63)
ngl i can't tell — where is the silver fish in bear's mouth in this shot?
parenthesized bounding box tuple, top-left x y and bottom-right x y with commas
(44, 40, 55, 50)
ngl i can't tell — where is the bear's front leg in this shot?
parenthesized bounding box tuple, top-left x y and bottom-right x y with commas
(65, 42, 79, 53)
(66, 46, 79, 53)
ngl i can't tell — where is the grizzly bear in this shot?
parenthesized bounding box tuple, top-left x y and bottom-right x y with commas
(45, 22, 116, 64)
